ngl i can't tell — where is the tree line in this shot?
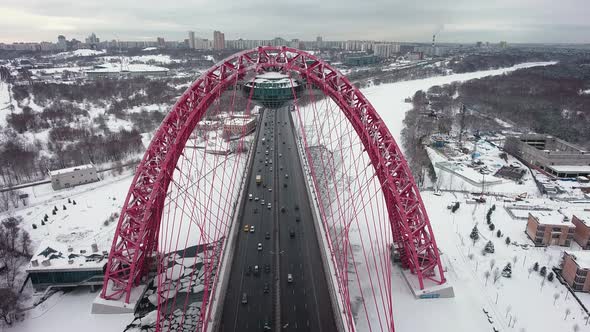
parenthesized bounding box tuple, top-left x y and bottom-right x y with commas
(457, 60, 590, 147)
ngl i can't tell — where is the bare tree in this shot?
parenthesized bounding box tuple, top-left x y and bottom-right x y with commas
(554, 293, 560, 306)
(490, 259, 496, 271)
(565, 308, 571, 320)
(1, 217, 21, 252)
(484, 270, 491, 286)
(506, 305, 512, 318)
(0, 192, 10, 212)
(493, 267, 501, 284)
(21, 230, 31, 256)
(0, 288, 18, 325)
(573, 323, 580, 332)
(528, 267, 534, 279)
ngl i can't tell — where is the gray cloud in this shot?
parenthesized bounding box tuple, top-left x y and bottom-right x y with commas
(1, 0, 589, 43)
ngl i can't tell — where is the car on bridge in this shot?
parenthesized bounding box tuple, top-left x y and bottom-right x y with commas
(250, 225, 255, 233)
(263, 283, 269, 293)
(244, 224, 249, 232)
(265, 232, 270, 239)
(287, 273, 293, 283)
(267, 203, 271, 209)
(257, 243, 262, 251)
(241, 292, 248, 304)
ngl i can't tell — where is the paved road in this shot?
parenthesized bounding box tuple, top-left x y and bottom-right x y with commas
(275, 106, 336, 332)
(220, 106, 336, 331)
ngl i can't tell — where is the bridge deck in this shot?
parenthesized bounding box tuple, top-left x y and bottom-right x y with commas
(219, 106, 337, 331)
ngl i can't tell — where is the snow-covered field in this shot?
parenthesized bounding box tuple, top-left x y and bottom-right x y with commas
(427, 140, 540, 195)
(7, 61, 576, 332)
(52, 49, 106, 59)
(394, 193, 590, 332)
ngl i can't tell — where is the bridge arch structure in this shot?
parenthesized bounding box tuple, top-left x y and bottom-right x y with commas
(101, 46, 445, 331)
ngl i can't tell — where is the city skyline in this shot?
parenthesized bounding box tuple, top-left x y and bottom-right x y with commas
(1, 0, 590, 44)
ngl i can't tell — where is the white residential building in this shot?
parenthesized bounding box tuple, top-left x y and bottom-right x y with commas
(50, 164, 100, 190)
(373, 43, 400, 58)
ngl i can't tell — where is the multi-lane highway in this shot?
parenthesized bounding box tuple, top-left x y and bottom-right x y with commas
(220, 106, 337, 331)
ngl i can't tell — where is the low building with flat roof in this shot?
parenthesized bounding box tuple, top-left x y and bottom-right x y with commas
(504, 134, 590, 178)
(86, 63, 168, 79)
(49, 164, 100, 190)
(26, 241, 108, 291)
(561, 251, 590, 292)
(525, 211, 575, 246)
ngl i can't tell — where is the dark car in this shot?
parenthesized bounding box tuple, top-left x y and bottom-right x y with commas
(281, 206, 286, 213)
(295, 216, 300, 222)
(263, 283, 270, 293)
(264, 264, 271, 273)
(289, 229, 295, 238)
(294, 204, 299, 211)
(265, 232, 270, 240)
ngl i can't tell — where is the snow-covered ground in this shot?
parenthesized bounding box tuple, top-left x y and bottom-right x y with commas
(394, 192, 590, 332)
(8, 171, 134, 254)
(11, 287, 133, 332)
(52, 49, 106, 59)
(101, 54, 178, 65)
(426, 139, 540, 195)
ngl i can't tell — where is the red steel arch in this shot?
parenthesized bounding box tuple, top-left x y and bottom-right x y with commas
(101, 46, 445, 321)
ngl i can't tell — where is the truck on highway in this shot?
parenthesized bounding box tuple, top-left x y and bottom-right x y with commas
(256, 174, 262, 185)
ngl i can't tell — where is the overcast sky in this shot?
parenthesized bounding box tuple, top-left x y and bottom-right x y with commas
(1, 0, 589, 44)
